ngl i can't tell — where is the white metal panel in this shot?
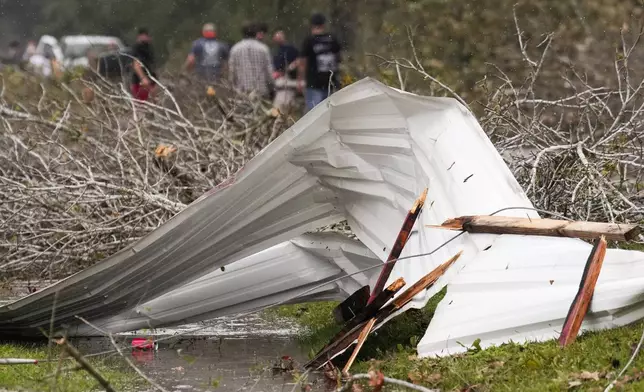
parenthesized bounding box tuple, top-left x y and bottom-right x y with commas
(68, 233, 381, 335)
(2, 78, 643, 357)
(418, 235, 644, 357)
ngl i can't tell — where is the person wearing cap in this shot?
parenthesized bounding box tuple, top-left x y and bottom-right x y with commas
(298, 13, 342, 112)
(131, 28, 157, 101)
(183, 23, 229, 84)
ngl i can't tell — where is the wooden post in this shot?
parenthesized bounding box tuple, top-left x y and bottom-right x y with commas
(389, 251, 462, 309)
(559, 236, 607, 347)
(430, 216, 640, 241)
(368, 188, 428, 305)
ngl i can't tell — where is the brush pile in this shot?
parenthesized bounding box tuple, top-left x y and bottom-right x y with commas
(0, 71, 291, 279)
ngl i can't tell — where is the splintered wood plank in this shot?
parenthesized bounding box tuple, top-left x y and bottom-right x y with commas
(333, 285, 370, 324)
(304, 252, 461, 369)
(390, 251, 462, 309)
(431, 216, 639, 241)
(367, 188, 428, 305)
(323, 278, 406, 352)
(559, 236, 607, 347)
(342, 317, 376, 374)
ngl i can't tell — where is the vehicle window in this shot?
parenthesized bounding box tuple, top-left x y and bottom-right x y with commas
(63, 42, 114, 58)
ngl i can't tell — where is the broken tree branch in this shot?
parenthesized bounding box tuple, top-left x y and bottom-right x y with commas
(55, 338, 116, 392)
(559, 236, 607, 347)
(336, 372, 439, 392)
(431, 216, 640, 241)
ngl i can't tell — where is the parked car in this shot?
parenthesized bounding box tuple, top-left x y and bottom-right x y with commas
(28, 35, 127, 78)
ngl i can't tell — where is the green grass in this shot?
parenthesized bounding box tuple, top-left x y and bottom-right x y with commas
(0, 342, 144, 392)
(271, 291, 644, 391)
(354, 322, 644, 391)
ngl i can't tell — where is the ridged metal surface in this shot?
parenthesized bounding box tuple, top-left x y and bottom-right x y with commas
(417, 235, 644, 357)
(2, 78, 643, 360)
(69, 233, 381, 335)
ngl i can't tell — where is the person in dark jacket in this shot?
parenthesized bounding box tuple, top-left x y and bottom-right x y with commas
(97, 42, 131, 81)
(272, 30, 299, 111)
(131, 28, 156, 101)
(272, 29, 298, 79)
(297, 13, 342, 112)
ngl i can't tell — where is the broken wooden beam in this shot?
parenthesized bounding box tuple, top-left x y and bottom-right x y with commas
(333, 285, 370, 324)
(389, 251, 462, 309)
(559, 236, 607, 347)
(429, 216, 640, 242)
(367, 188, 428, 305)
(338, 252, 462, 374)
(304, 251, 461, 369)
(342, 318, 376, 374)
(325, 278, 406, 352)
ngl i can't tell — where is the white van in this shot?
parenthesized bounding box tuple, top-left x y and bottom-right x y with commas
(28, 35, 126, 77)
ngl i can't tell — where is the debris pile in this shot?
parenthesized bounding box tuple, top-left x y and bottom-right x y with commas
(1, 78, 643, 365)
(0, 73, 289, 279)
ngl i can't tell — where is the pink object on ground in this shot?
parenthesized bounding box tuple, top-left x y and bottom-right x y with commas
(131, 337, 154, 350)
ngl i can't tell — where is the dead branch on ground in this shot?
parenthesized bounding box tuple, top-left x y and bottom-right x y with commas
(0, 73, 290, 279)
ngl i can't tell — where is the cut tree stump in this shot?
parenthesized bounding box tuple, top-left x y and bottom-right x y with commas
(430, 216, 639, 241)
(559, 236, 607, 347)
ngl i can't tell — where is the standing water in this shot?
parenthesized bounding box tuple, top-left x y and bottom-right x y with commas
(71, 314, 316, 392)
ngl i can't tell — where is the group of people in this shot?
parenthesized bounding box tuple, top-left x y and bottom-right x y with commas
(130, 13, 343, 112)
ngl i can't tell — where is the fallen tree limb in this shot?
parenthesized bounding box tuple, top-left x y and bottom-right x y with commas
(55, 338, 116, 392)
(430, 216, 640, 241)
(305, 251, 461, 369)
(559, 236, 607, 347)
(335, 372, 439, 392)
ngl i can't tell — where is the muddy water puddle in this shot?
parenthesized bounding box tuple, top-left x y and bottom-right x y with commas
(72, 315, 321, 392)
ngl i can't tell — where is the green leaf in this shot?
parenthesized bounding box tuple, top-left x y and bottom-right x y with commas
(472, 338, 482, 352)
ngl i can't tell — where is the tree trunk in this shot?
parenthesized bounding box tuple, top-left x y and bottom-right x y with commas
(330, 0, 358, 51)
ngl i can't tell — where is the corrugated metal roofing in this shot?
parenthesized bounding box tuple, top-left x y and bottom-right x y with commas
(68, 233, 381, 335)
(2, 78, 643, 360)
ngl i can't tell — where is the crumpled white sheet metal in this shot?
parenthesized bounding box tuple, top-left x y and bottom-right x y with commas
(418, 235, 644, 357)
(68, 233, 381, 335)
(2, 78, 643, 357)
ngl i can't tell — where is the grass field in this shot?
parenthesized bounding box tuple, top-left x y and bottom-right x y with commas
(0, 342, 143, 392)
(269, 293, 644, 391)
